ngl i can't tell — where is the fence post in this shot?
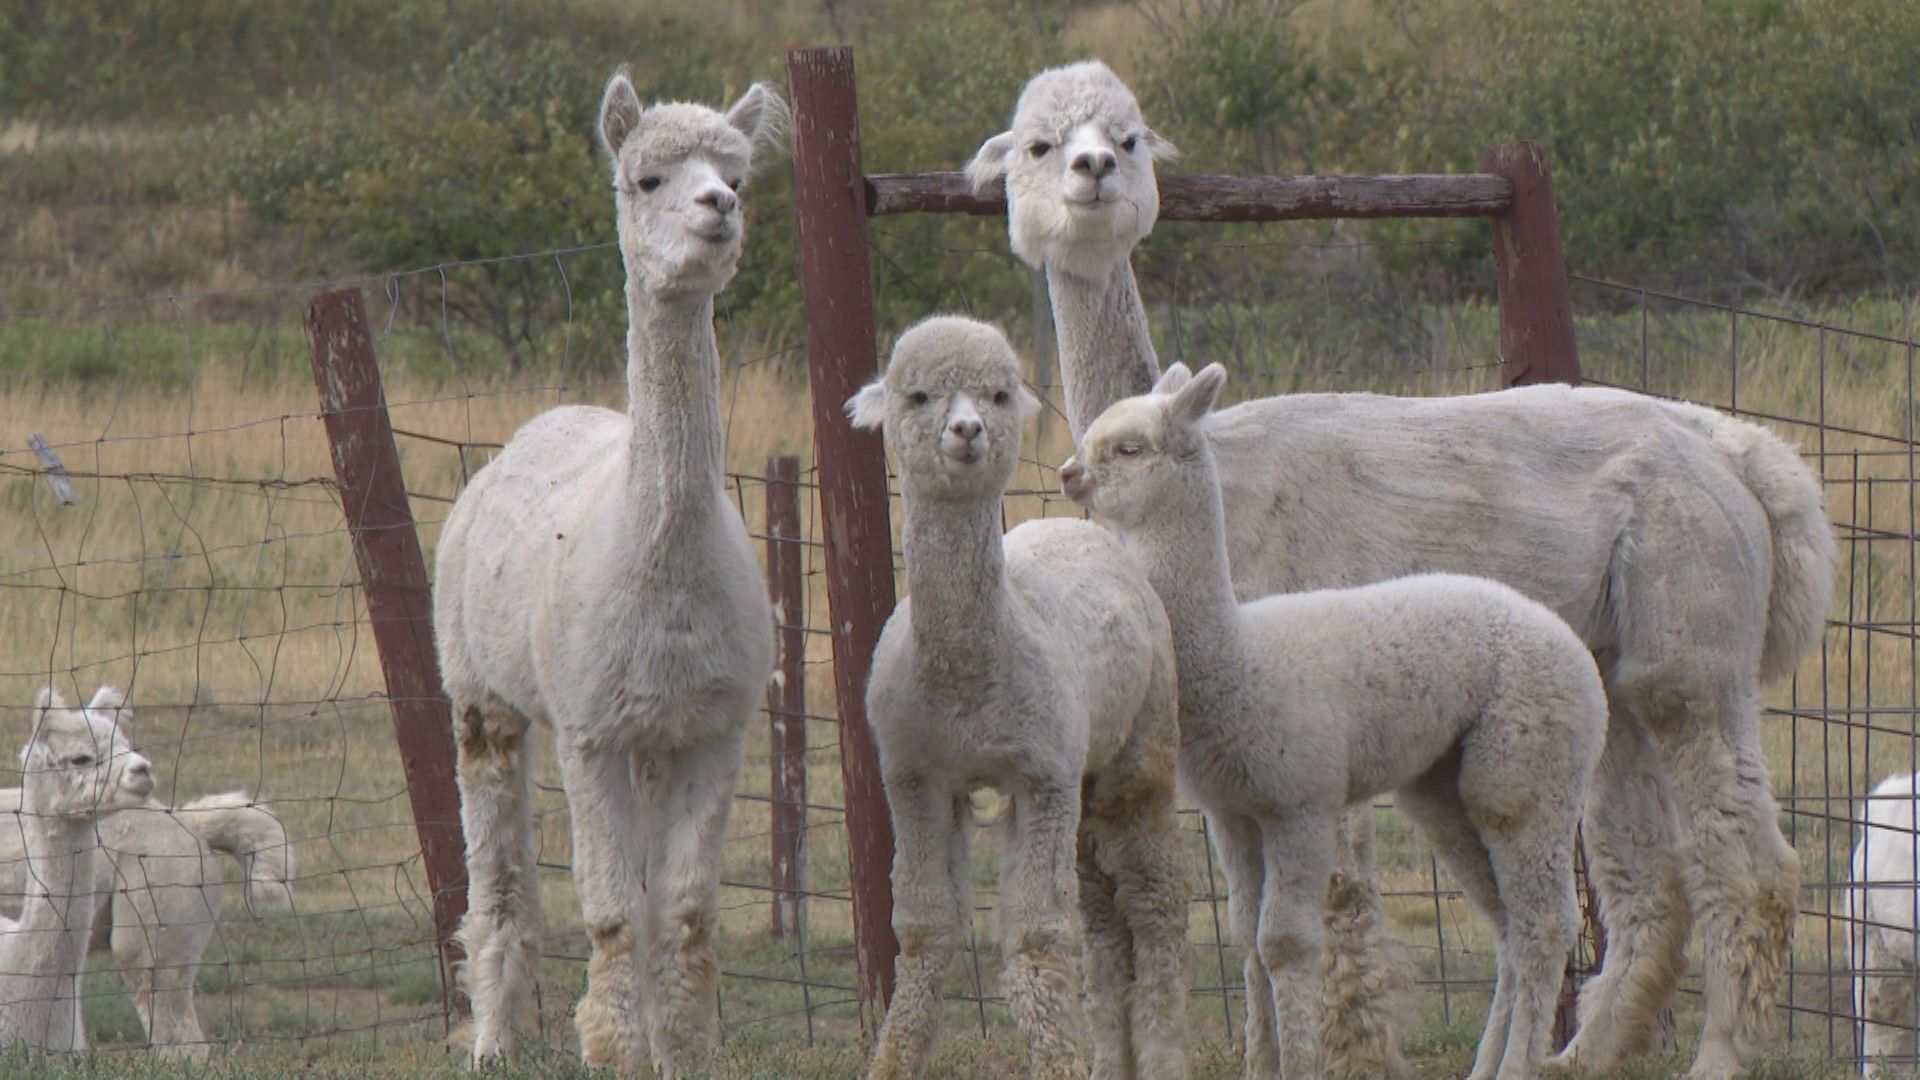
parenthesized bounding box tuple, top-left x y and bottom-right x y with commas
(766, 455, 807, 939)
(786, 44, 900, 1027)
(1486, 141, 1581, 388)
(303, 286, 469, 1001)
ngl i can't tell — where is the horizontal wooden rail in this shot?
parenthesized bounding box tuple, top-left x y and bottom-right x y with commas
(866, 171, 1513, 221)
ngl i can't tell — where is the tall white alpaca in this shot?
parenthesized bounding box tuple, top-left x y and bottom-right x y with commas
(0, 686, 154, 1052)
(1063, 364, 1608, 1080)
(850, 317, 1189, 1080)
(970, 60, 1836, 1080)
(1845, 771, 1920, 1074)
(433, 70, 780, 1075)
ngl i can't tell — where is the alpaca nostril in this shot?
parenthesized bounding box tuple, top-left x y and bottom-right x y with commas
(949, 418, 983, 440)
(696, 187, 737, 215)
(1072, 150, 1116, 179)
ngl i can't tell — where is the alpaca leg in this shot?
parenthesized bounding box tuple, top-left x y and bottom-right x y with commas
(1318, 807, 1410, 1080)
(114, 915, 211, 1060)
(1856, 924, 1919, 1076)
(556, 733, 647, 1074)
(1100, 808, 1191, 1079)
(639, 732, 746, 1078)
(872, 778, 969, 1080)
(1212, 812, 1279, 1078)
(1257, 819, 1337, 1080)
(454, 697, 543, 1065)
(1078, 827, 1137, 1080)
(999, 781, 1089, 1080)
(1480, 828, 1579, 1080)
(1551, 709, 1690, 1072)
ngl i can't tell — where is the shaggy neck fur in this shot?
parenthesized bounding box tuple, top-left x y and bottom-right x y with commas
(623, 275, 724, 545)
(1047, 258, 1159, 442)
(899, 487, 1010, 661)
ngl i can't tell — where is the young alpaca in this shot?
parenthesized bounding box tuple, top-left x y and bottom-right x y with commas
(0, 689, 295, 1060)
(433, 70, 781, 1075)
(972, 60, 1834, 1080)
(0, 686, 155, 1052)
(1062, 364, 1608, 1080)
(1845, 771, 1920, 1074)
(850, 316, 1188, 1080)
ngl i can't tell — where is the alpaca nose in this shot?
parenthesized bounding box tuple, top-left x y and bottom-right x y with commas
(1071, 148, 1116, 179)
(1059, 458, 1088, 500)
(948, 416, 983, 441)
(696, 185, 738, 216)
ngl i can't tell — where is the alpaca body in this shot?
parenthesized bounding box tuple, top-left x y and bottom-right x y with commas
(1064, 367, 1607, 1080)
(854, 317, 1188, 1080)
(972, 60, 1834, 1080)
(1846, 771, 1920, 1074)
(433, 73, 781, 1076)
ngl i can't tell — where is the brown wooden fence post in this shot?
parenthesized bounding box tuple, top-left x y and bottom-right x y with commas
(786, 44, 900, 1028)
(1486, 141, 1581, 388)
(304, 286, 469, 1005)
(766, 455, 807, 939)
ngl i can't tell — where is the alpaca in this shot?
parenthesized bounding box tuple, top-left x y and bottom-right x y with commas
(969, 60, 1836, 1080)
(0, 690, 295, 1060)
(849, 316, 1189, 1080)
(1062, 363, 1609, 1080)
(1846, 771, 1920, 1074)
(432, 69, 781, 1076)
(0, 686, 155, 1052)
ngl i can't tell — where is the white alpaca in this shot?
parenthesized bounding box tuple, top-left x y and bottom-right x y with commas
(1846, 771, 1920, 1074)
(0, 686, 154, 1052)
(970, 60, 1836, 1080)
(1062, 364, 1608, 1080)
(849, 317, 1189, 1080)
(0, 693, 294, 1061)
(432, 69, 781, 1076)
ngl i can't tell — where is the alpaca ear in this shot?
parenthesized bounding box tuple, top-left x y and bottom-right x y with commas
(725, 83, 789, 161)
(598, 70, 645, 165)
(846, 381, 889, 430)
(1167, 363, 1226, 428)
(965, 132, 1018, 194)
(1151, 363, 1193, 396)
(34, 686, 63, 713)
(1017, 386, 1043, 422)
(87, 685, 125, 712)
(1141, 127, 1177, 161)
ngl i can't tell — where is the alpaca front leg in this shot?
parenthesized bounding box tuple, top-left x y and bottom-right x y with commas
(557, 735, 647, 1074)
(1000, 781, 1089, 1080)
(1318, 807, 1410, 1079)
(1856, 928, 1919, 1077)
(1077, 827, 1137, 1080)
(454, 698, 544, 1065)
(872, 778, 969, 1080)
(640, 734, 746, 1078)
(1211, 813, 1278, 1078)
(1097, 807, 1190, 1079)
(1258, 821, 1335, 1080)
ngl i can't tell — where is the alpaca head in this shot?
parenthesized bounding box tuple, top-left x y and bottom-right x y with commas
(597, 69, 787, 294)
(1059, 362, 1226, 527)
(965, 61, 1174, 281)
(19, 686, 153, 819)
(847, 316, 1041, 502)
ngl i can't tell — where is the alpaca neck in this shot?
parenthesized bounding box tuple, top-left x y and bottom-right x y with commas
(1128, 459, 1250, 709)
(900, 490, 1009, 659)
(625, 278, 725, 537)
(5, 802, 98, 976)
(1047, 257, 1159, 441)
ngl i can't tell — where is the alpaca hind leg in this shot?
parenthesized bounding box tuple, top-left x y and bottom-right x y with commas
(1099, 804, 1191, 1079)
(1077, 827, 1137, 1080)
(1211, 812, 1278, 1077)
(1257, 819, 1337, 1080)
(556, 732, 646, 1073)
(998, 781, 1089, 1080)
(454, 697, 543, 1064)
(872, 780, 970, 1080)
(1318, 807, 1411, 1079)
(1552, 708, 1689, 1071)
(639, 732, 746, 1078)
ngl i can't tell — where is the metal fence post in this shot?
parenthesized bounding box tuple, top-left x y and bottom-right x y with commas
(766, 455, 807, 939)
(1486, 140, 1582, 388)
(303, 286, 469, 1003)
(786, 44, 900, 1027)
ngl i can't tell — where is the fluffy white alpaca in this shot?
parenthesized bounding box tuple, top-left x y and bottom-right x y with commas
(1846, 771, 1920, 1074)
(970, 60, 1836, 1080)
(432, 70, 781, 1075)
(0, 686, 154, 1052)
(849, 316, 1189, 1080)
(0, 691, 294, 1060)
(1062, 364, 1608, 1080)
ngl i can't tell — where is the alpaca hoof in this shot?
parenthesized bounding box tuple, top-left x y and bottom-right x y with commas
(1684, 1047, 1740, 1080)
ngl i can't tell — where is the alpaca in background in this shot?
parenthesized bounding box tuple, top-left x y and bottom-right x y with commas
(1847, 771, 1920, 1074)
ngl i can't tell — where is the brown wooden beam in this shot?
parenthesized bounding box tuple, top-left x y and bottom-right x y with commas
(867, 171, 1512, 221)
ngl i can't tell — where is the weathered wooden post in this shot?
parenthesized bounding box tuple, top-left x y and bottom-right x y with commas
(786, 44, 900, 1027)
(1486, 140, 1582, 388)
(766, 455, 808, 939)
(303, 286, 468, 1007)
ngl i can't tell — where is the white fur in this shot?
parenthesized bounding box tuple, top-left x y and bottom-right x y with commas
(433, 71, 781, 1075)
(0, 686, 154, 1053)
(1846, 772, 1920, 1074)
(980, 61, 1836, 1080)
(1065, 367, 1608, 1080)
(854, 317, 1189, 1080)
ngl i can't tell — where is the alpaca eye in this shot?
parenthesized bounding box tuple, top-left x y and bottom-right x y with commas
(909, 391, 929, 406)
(993, 390, 1010, 406)
(637, 176, 663, 193)
(69, 755, 94, 767)
(1028, 141, 1052, 158)
(1120, 136, 1138, 153)
(726, 178, 742, 192)
(1115, 443, 1142, 458)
